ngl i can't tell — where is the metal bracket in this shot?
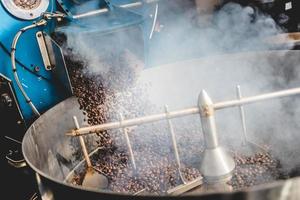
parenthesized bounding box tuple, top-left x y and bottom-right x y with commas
(167, 177, 203, 195)
(0, 73, 26, 136)
(35, 32, 73, 94)
(5, 136, 27, 169)
(6, 154, 27, 168)
(36, 31, 52, 71)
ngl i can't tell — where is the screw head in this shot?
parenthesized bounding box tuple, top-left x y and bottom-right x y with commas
(34, 66, 40, 72)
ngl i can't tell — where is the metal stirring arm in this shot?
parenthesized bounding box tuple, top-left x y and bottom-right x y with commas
(164, 105, 187, 184)
(67, 86, 300, 189)
(165, 105, 203, 195)
(73, 116, 93, 168)
(72, 116, 108, 189)
(67, 87, 300, 137)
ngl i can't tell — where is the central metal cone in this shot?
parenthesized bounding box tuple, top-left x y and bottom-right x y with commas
(200, 146, 235, 183)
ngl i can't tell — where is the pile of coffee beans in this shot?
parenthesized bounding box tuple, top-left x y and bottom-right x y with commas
(66, 51, 201, 194)
(66, 51, 283, 195)
(228, 152, 282, 190)
(94, 148, 201, 195)
(13, 0, 41, 10)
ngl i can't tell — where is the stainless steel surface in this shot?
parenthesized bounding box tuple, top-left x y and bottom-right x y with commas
(200, 147, 235, 183)
(23, 97, 92, 181)
(22, 51, 300, 199)
(198, 90, 218, 149)
(198, 90, 235, 183)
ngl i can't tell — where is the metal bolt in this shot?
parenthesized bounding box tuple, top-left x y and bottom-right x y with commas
(1, 93, 13, 107)
(34, 66, 40, 72)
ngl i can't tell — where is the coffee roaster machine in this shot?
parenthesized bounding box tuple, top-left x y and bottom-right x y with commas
(0, 0, 157, 140)
(1, 0, 157, 146)
(1, 0, 300, 200)
(1, 0, 299, 144)
(0, 0, 157, 198)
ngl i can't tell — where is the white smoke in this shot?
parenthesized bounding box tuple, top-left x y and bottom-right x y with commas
(60, 0, 299, 185)
(138, 2, 299, 174)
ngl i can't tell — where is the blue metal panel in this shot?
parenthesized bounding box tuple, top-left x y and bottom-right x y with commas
(0, 0, 154, 124)
(57, 0, 107, 16)
(0, 0, 70, 123)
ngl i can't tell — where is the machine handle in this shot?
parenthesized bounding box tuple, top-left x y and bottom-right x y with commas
(6, 155, 27, 168)
(5, 136, 27, 169)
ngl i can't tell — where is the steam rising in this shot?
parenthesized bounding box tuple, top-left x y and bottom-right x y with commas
(61, 0, 300, 187)
(148, 2, 293, 66)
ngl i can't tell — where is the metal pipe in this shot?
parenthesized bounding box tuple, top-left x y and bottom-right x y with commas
(149, 3, 158, 39)
(72, 8, 109, 19)
(165, 105, 186, 184)
(73, 116, 92, 168)
(214, 87, 300, 110)
(120, 113, 137, 170)
(72, 2, 143, 19)
(66, 107, 199, 136)
(4, 136, 22, 144)
(67, 87, 300, 137)
(236, 85, 248, 145)
(11, 20, 48, 117)
(120, 2, 143, 8)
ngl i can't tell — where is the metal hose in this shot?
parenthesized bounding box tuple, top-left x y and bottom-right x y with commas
(11, 19, 47, 117)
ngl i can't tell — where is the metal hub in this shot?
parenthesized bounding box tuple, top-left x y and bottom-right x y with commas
(1, 0, 49, 20)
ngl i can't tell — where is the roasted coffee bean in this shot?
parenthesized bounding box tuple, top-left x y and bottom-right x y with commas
(227, 152, 281, 190)
(66, 54, 283, 195)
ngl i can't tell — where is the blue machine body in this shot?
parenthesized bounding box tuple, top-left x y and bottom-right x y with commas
(0, 0, 66, 124)
(0, 0, 149, 127)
